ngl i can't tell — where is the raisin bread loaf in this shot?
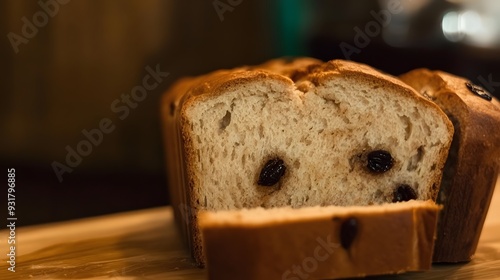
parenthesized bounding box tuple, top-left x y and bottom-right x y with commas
(400, 69, 500, 262)
(199, 200, 441, 280)
(161, 58, 453, 265)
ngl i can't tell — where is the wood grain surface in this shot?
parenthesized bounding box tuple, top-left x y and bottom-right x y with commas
(1, 179, 499, 280)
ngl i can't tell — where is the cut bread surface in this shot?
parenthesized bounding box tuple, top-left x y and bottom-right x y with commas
(199, 199, 437, 225)
(181, 59, 452, 210)
(162, 58, 454, 264)
(199, 200, 441, 280)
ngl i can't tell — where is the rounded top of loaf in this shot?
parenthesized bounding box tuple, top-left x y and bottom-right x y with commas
(400, 68, 500, 111)
(400, 68, 500, 146)
(164, 58, 453, 133)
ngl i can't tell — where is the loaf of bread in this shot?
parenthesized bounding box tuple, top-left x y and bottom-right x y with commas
(199, 200, 441, 280)
(161, 58, 454, 265)
(400, 69, 500, 262)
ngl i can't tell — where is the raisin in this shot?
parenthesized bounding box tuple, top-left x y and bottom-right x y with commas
(465, 82, 492, 101)
(257, 158, 286, 186)
(392, 184, 417, 202)
(367, 150, 394, 173)
(340, 217, 358, 250)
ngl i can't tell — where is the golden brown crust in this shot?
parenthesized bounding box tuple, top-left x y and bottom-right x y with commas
(400, 69, 500, 262)
(161, 79, 193, 258)
(199, 201, 441, 280)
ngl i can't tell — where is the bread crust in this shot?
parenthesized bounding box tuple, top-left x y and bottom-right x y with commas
(199, 201, 441, 280)
(162, 58, 453, 265)
(400, 69, 500, 262)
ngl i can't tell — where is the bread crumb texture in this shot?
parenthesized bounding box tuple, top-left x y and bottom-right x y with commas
(176, 58, 453, 212)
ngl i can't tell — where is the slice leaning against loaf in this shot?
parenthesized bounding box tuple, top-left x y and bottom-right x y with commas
(161, 58, 454, 265)
(400, 69, 500, 262)
(199, 200, 441, 280)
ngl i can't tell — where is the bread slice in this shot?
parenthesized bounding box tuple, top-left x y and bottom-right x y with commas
(199, 200, 441, 280)
(161, 58, 454, 265)
(400, 69, 500, 262)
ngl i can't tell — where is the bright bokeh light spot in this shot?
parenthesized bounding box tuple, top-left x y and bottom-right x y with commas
(442, 9, 496, 46)
(460, 10, 482, 34)
(442, 11, 465, 42)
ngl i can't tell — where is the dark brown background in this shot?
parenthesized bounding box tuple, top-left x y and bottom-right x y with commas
(1, 0, 499, 225)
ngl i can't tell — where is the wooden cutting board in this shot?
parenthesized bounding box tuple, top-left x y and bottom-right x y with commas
(1, 181, 500, 280)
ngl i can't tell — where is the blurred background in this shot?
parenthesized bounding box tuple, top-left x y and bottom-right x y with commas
(2, 0, 500, 225)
